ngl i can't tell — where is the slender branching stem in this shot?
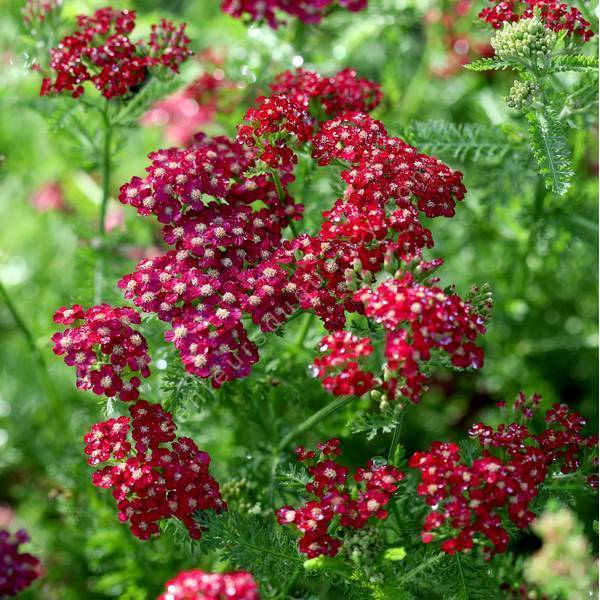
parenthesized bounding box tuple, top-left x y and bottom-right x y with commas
(94, 104, 113, 303)
(269, 394, 357, 504)
(0, 281, 64, 422)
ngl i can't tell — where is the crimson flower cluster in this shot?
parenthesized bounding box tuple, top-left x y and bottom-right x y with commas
(40, 7, 191, 99)
(276, 439, 404, 558)
(479, 0, 594, 41)
(51, 304, 151, 401)
(311, 331, 375, 397)
(221, 0, 367, 29)
(117, 67, 477, 401)
(409, 394, 598, 556)
(158, 569, 259, 600)
(85, 400, 225, 540)
(312, 272, 486, 401)
(0, 528, 40, 597)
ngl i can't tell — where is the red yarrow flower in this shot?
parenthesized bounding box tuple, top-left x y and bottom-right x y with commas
(0, 528, 41, 597)
(410, 394, 598, 557)
(40, 7, 191, 99)
(158, 569, 260, 600)
(479, 0, 593, 41)
(51, 304, 151, 402)
(276, 439, 404, 558)
(86, 400, 226, 540)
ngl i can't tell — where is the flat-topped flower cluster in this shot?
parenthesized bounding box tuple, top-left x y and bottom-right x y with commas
(276, 438, 404, 558)
(40, 6, 191, 99)
(116, 67, 482, 401)
(410, 393, 598, 556)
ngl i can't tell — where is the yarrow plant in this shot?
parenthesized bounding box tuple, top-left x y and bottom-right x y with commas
(221, 0, 368, 29)
(84, 399, 225, 540)
(51, 304, 151, 401)
(158, 569, 259, 600)
(276, 438, 404, 558)
(40, 6, 191, 99)
(409, 393, 598, 557)
(117, 67, 484, 403)
(479, 0, 594, 41)
(0, 528, 41, 597)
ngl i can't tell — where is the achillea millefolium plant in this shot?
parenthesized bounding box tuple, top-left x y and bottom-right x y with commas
(0, 0, 597, 598)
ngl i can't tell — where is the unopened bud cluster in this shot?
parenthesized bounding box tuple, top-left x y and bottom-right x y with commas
(506, 80, 540, 110)
(492, 17, 557, 61)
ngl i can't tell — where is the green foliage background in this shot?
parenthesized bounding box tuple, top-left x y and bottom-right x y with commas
(0, 0, 597, 598)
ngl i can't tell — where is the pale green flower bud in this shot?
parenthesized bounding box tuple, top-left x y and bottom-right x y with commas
(492, 17, 557, 62)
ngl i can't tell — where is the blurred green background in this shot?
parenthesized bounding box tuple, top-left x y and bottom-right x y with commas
(0, 0, 597, 597)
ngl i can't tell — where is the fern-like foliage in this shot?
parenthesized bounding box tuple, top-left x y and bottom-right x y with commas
(161, 357, 218, 413)
(544, 54, 599, 73)
(349, 408, 404, 441)
(198, 512, 304, 592)
(465, 57, 514, 72)
(525, 107, 573, 195)
(405, 121, 524, 164)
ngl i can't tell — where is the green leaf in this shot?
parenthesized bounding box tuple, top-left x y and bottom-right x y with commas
(465, 57, 514, 72)
(404, 120, 525, 163)
(525, 107, 573, 195)
(383, 547, 407, 561)
(544, 54, 599, 73)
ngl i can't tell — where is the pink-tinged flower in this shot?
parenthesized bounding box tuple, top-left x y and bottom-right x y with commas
(85, 400, 226, 541)
(276, 439, 404, 558)
(410, 394, 598, 556)
(51, 304, 151, 402)
(480, 0, 593, 41)
(158, 569, 260, 600)
(105, 206, 125, 232)
(40, 7, 191, 99)
(21, 0, 62, 28)
(141, 57, 232, 146)
(30, 182, 65, 212)
(0, 528, 41, 597)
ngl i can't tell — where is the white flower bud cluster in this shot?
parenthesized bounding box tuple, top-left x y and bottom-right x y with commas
(506, 80, 540, 110)
(492, 17, 557, 61)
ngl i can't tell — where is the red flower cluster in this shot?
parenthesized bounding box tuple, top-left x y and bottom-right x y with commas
(118, 68, 474, 396)
(356, 272, 486, 402)
(311, 331, 374, 396)
(40, 7, 191, 99)
(276, 439, 404, 558)
(479, 0, 594, 41)
(221, 0, 367, 29)
(270, 68, 382, 116)
(0, 528, 40, 597)
(51, 304, 151, 401)
(409, 394, 598, 556)
(158, 569, 259, 600)
(85, 400, 225, 540)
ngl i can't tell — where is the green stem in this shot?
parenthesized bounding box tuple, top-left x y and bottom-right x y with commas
(0, 282, 64, 422)
(271, 169, 298, 237)
(294, 313, 314, 350)
(387, 408, 406, 463)
(269, 394, 357, 504)
(395, 552, 445, 587)
(95, 106, 113, 304)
